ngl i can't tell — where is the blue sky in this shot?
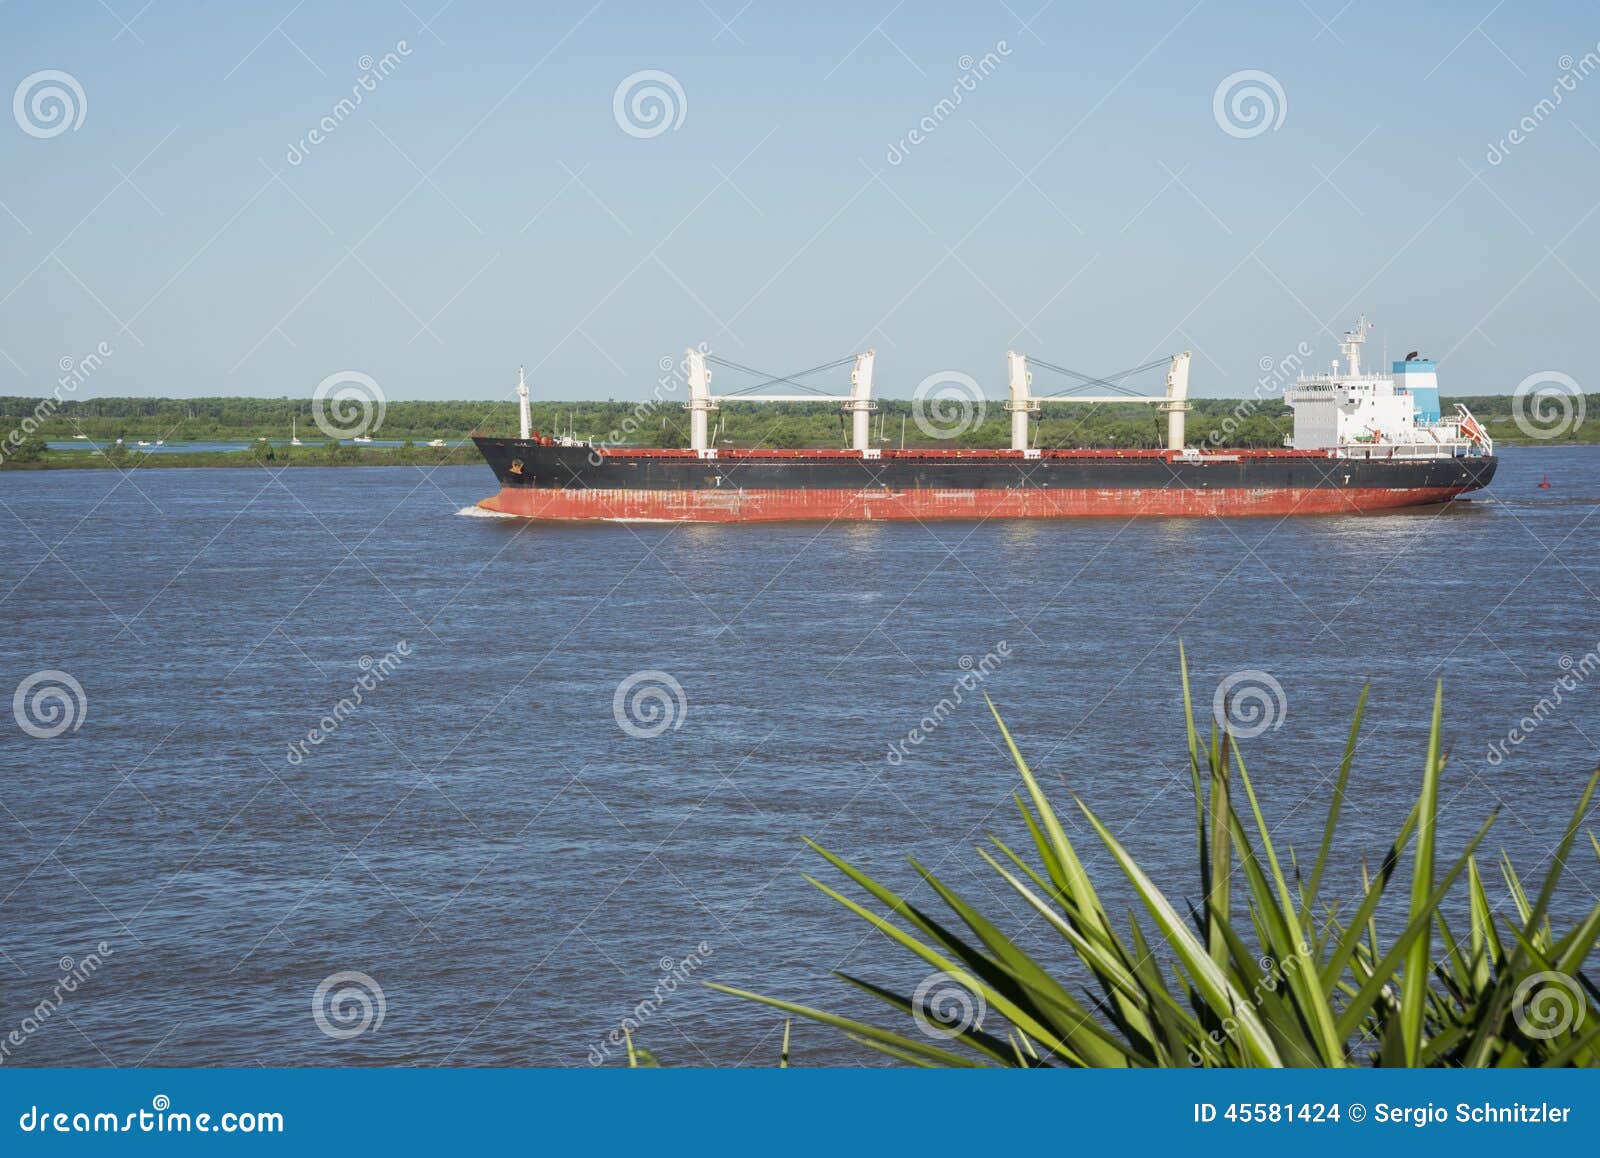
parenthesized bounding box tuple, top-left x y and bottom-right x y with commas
(2, 0, 1599, 401)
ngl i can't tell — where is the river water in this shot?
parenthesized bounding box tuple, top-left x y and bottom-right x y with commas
(1, 447, 1596, 1066)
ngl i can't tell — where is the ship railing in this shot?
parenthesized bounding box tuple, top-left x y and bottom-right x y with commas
(1329, 439, 1480, 461)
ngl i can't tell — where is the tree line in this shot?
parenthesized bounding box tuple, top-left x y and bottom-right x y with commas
(1, 393, 1593, 453)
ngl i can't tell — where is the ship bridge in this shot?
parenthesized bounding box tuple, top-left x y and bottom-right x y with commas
(1285, 317, 1491, 459)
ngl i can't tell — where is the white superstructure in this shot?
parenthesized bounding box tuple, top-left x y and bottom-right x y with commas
(1286, 318, 1492, 459)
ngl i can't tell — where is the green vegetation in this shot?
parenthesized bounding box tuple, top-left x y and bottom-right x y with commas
(0, 395, 509, 443)
(0, 391, 1593, 470)
(3, 436, 50, 463)
(708, 661, 1600, 1067)
(0, 439, 479, 471)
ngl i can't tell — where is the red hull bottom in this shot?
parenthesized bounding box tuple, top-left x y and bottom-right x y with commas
(478, 485, 1475, 522)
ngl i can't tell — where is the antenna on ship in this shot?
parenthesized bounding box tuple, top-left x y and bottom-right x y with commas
(1340, 314, 1373, 377)
(517, 365, 531, 440)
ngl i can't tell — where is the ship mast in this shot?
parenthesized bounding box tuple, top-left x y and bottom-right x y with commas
(846, 351, 877, 456)
(1340, 314, 1370, 377)
(517, 365, 531, 440)
(1005, 351, 1037, 453)
(686, 347, 717, 457)
(1159, 352, 1191, 451)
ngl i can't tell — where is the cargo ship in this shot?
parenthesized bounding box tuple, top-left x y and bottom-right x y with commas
(472, 320, 1496, 522)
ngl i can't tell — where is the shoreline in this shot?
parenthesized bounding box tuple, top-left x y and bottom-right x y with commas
(0, 445, 483, 471)
(0, 439, 1586, 473)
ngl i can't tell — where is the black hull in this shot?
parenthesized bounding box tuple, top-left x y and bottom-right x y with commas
(469, 439, 1497, 521)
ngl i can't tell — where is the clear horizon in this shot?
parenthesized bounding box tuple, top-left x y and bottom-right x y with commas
(4, 2, 1599, 404)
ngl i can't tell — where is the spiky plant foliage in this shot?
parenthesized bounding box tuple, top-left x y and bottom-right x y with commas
(623, 1028, 660, 1068)
(708, 660, 1600, 1066)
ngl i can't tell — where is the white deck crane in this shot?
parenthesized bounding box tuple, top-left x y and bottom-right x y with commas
(517, 365, 531, 440)
(685, 348, 877, 458)
(1005, 350, 1192, 454)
